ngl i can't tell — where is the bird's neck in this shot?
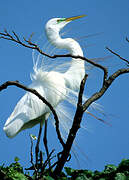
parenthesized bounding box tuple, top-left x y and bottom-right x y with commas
(47, 31, 85, 90)
(47, 31, 84, 55)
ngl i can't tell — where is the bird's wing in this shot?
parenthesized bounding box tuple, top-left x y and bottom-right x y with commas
(3, 70, 67, 138)
(3, 85, 47, 138)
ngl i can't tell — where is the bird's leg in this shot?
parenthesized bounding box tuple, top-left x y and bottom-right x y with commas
(35, 122, 43, 169)
(43, 119, 51, 168)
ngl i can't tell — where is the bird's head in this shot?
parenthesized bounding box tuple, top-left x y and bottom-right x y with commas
(45, 15, 86, 38)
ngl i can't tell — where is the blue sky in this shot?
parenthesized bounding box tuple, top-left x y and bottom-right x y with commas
(0, 0, 129, 172)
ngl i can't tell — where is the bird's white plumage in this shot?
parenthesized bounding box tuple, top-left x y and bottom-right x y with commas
(4, 70, 67, 137)
(4, 15, 98, 138)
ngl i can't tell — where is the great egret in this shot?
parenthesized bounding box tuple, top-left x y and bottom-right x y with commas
(3, 15, 97, 138)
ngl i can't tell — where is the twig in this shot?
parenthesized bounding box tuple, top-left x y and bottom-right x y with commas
(126, 37, 129, 43)
(40, 149, 56, 178)
(35, 123, 43, 169)
(53, 67, 129, 176)
(42, 149, 55, 170)
(29, 135, 38, 175)
(43, 120, 51, 168)
(1, 29, 129, 178)
(83, 67, 129, 112)
(0, 30, 108, 79)
(39, 151, 43, 171)
(106, 46, 129, 65)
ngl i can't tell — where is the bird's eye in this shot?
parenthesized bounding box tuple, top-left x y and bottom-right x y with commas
(57, 19, 60, 23)
(57, 18, 66, 24)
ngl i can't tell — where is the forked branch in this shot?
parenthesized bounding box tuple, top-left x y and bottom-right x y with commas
(53, 65, 129, 176)
(0, 30, 108, 79)
(0, 30, 129, 177)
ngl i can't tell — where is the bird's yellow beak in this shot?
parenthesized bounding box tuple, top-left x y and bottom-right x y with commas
(65, 15, 86, 22)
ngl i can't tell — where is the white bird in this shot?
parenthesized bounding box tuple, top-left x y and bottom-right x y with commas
(3, 15, 97, 138)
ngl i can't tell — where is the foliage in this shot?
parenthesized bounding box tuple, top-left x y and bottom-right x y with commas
(0, 158, 129, 180)
(0, 29, 129, 176)
(0, 157, 27, 180)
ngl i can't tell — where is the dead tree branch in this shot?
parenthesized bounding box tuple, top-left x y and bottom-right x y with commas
(29, 135, 37, 174)
(53, 74, 88, 176)
(43, 120, 51, 168)
(0, 30, 108, 79)
(1, 30, 129, 177)
(126, 37, 129, 43)
(35, 123, 43, 170)
(83, 68, 129, 113)
(53, 67, 129, 177)
(106, 46, 129, 65)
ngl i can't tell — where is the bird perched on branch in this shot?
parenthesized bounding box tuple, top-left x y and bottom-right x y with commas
(3, 15, 98, 138)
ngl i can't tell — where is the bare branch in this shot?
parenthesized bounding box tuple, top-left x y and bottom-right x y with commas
(126, 37, 129, 43)
(78, 74, 88, 105)
(83, 67, 129, 112)
(41, 149, 55, 173)
(0, 30, 108, 79)
(106, 46, 129, 65)
(1, 29, 129, 177)
(29, 135, 38, 176)
(12, 31, 21, 42)
(53, 66, 129, 177)
(35, 123, 43, 169)
(53, 74, 88, 176)
(0, 80, 65, 148)
(43, 120, 51, 168)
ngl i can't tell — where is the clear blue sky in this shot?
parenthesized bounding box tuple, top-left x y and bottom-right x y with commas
(0, 0, 129, 172)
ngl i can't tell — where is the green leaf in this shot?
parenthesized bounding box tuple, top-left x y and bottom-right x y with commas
(44, 175, 55, 180)
(13, 172, 28, 180)
(104, 164, 117, 173)
(115, 173, 126, 180)
(118, 159, 129, 172)
(64, 167, 75, 176)
(75, 174, 89, 180)
(14, 156, 20, 162)
(83, 170, 94, 177)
